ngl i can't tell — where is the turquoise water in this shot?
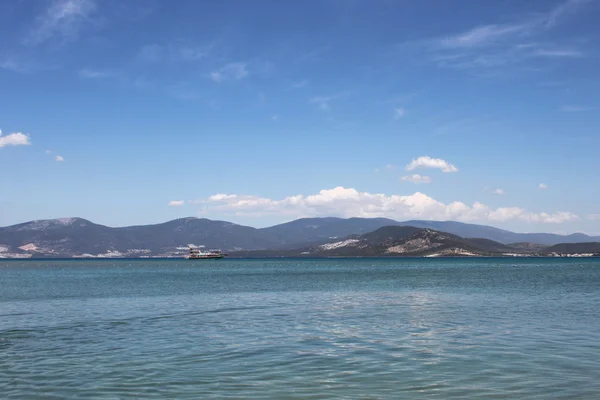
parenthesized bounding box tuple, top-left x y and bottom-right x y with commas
(1, 258, 600, 399)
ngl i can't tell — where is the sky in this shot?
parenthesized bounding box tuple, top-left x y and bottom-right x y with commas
(1, 0, 600, 234)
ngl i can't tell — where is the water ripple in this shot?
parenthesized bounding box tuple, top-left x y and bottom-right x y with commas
(1, 258, 600, 398)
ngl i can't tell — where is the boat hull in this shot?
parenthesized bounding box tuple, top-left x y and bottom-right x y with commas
(186, 255, 226, 260)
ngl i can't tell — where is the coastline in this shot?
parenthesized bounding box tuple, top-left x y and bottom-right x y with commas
(1, 254, 599, 261)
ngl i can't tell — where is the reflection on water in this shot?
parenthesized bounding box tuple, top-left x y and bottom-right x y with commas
(1, 258, 600, 399)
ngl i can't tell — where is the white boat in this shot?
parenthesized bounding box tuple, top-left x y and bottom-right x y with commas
(186, 246, 226, 259)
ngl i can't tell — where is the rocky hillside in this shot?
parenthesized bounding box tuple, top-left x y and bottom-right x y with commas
(0, 217, 282, 258)
(230, 227, 600, 258)
(544, 242, 600, 255)
(230, 227, 528, 258)
(291, 227, 515, 257)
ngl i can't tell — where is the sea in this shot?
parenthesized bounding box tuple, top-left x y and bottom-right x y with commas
(1, 258, 600, 399)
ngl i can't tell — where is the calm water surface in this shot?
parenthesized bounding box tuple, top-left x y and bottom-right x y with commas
(1, 258, 599, 399)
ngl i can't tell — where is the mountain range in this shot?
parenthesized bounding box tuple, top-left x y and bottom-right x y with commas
(0, 217, 599, 258)
(229, 226, 600, 258)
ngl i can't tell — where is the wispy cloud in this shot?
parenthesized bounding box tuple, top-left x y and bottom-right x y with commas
(25, 0, 97, 46)
(137, 41, 217, 64)
(0, 130, 31, 148)
(409, 0, 591, 73)
(286, 79, 309, 91)
(438, 0, 589, 49)
(484, 186, 505, 195)
(310, 96, 333, 111)
(0, 59, 30, 73)
(168, 200, 185, 207)
(588, 214, 600, 221)
(400, 174, 432, 184)
(539, 183, 548, 190)
(210, 62, 248, 83)
(545, 0, 592, 27)
(177, 42, 216, 61)
(406, 156, 458, 173)
(394, 107, 406, 119)
(166, 82, 203, 101)
(309, 92, 349, 112)
(294, 45, 330, 64)
(559, 105, 591, 112)
(375, 164, 397, 173)
(533, 49, 584, 58)
(137, 44, 163, 63)
(439, 23, 531, 49)
(78, 68, 112, 78)
(0, 57, 59, 74)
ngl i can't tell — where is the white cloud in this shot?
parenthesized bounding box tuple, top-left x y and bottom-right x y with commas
(25, 0, 97, 46)
(0, 130, 31, 148)
(539, 183, 548, 190)
(491, 188, 505, 195)
(210, 62, 248, 83)
(401, 174, 432, 184)
(394, 107, 406, 119)
(406, 156, 458, 173)
(194, 186, 578, 224)
(168, 200, 185, 207)
(55, 155, 64, 162)
(588, 214, 600, 221)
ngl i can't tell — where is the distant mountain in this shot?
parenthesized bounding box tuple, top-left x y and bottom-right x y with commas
(0, 217, 282, 258)
(261, 218, 600, 246)
(115, 218, 280, 252)
(231, 226, 522, 258)
(230, 226, 600, 258)
(544, 242, 600, 254)
(1, 216, 599, 258)
(0, 218, 120, 257)
(395, 220, 599, 245)
(260, 217, 401, 248)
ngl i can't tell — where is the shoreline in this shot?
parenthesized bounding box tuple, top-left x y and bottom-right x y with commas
(1, 255, 599, 261)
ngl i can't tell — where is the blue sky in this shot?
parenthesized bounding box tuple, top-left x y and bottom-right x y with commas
(1, 0, 599, 234)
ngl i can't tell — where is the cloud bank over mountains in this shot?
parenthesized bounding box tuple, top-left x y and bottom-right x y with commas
(192, 186, 578, 225)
